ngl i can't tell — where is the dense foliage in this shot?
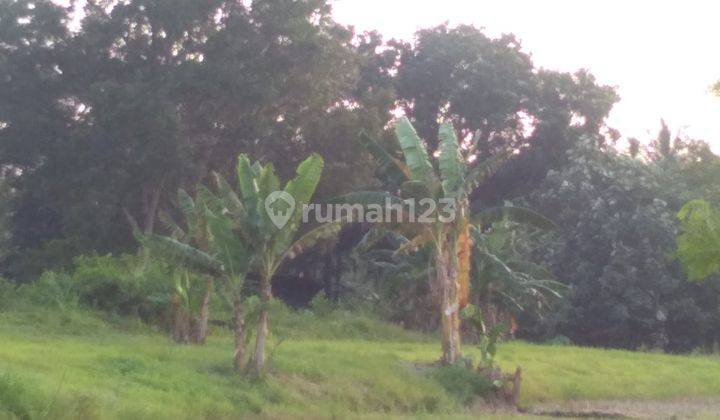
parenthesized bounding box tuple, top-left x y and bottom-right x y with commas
(0, 0, 718, 357)
(677, 200, 720, 281)
(525, 137, 720, 351)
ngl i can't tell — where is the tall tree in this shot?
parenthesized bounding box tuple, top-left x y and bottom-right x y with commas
(66, 0, 227, 234)
(0, 0, 73, 256)
(0, 0, 71, 168)
(4, 0, 390, 274)
(528, 138, 686, 349)
(394, 24, 618, 204)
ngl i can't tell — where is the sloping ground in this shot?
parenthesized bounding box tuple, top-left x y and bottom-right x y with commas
(0, 308, 719, 419)
(494, 342, 720, 405)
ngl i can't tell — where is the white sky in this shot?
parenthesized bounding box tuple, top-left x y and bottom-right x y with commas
(332, 0, 720, 148)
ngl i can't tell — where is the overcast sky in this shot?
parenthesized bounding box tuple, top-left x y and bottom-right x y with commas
(332, 0, 720, 148)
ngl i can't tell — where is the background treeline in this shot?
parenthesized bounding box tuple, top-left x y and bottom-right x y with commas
(1, 0, 718, 353)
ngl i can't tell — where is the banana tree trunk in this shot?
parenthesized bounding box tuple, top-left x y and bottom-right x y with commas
(190, 277, 213, 344)
(171, 293, 190, 344)
(233, 297, 247, 372)
(252, 274, 272, 373)
(437, 241, 461, 364)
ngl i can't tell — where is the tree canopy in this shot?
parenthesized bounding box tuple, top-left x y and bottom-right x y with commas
(2, 0, 719, 355)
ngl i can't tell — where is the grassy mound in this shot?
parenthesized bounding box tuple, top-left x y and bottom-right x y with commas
(0, 306, 718, 419)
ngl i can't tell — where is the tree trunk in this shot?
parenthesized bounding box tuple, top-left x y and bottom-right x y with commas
(171, 293, 189, 344)
(190, 277, 213, 344)
(438, 242, 461, 364)
(233, 297, 247, 372)
(252, 274, 272, 374)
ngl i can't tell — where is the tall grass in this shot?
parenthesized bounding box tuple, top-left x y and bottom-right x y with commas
(0, 305, 718, 419)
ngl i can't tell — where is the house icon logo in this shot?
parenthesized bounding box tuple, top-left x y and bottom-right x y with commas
(264, 191, 296, 229)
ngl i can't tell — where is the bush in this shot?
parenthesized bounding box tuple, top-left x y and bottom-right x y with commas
(4, 254, 174, 325)
(309, 292, 334, 317)
(68, 254, 171, 322)
(429, 365, 493, 406)
(19, 271, 79, 310)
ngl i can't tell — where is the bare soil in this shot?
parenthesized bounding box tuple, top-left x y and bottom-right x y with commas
(526, 398, 720, 419)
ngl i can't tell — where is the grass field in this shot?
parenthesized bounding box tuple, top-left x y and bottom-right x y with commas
(1, 307, 719, 419)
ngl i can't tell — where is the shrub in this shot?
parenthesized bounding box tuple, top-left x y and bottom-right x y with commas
(20, 271, 79, 310)
(309, 292, 334, 317)
(69, 254, 171, 322)
(429, 365, 493, 406)
(7, 254, 174, 325)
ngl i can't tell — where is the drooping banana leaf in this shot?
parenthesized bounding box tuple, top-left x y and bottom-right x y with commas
(354, 227, 413, 254)
(283, 222, 343, 261)
(139, 233, 222, 275)
(197, 184, 223, 214)
(463, 151, 510, 195)
(360, 131, 411, 183)
(158, 210, 186, 241)
(472, 240, 564, 311)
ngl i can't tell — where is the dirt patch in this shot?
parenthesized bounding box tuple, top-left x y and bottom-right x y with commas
(527, 398, 720, 419)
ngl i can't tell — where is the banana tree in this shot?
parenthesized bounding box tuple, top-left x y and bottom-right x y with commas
(470, 218, 564, 338)
(202, 198, 253, 371)
(207, 153, 341, 374)
(160, 181, 257, 371)
(164, 189, 220, 344)
(340, 117, 552, 364)
(134, 186, 253, 369)
(135, 231, 222, 344)
(127, 189, 222, 344)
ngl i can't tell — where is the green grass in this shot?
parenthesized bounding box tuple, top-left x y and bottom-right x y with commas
(0, 306, 718, 419)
